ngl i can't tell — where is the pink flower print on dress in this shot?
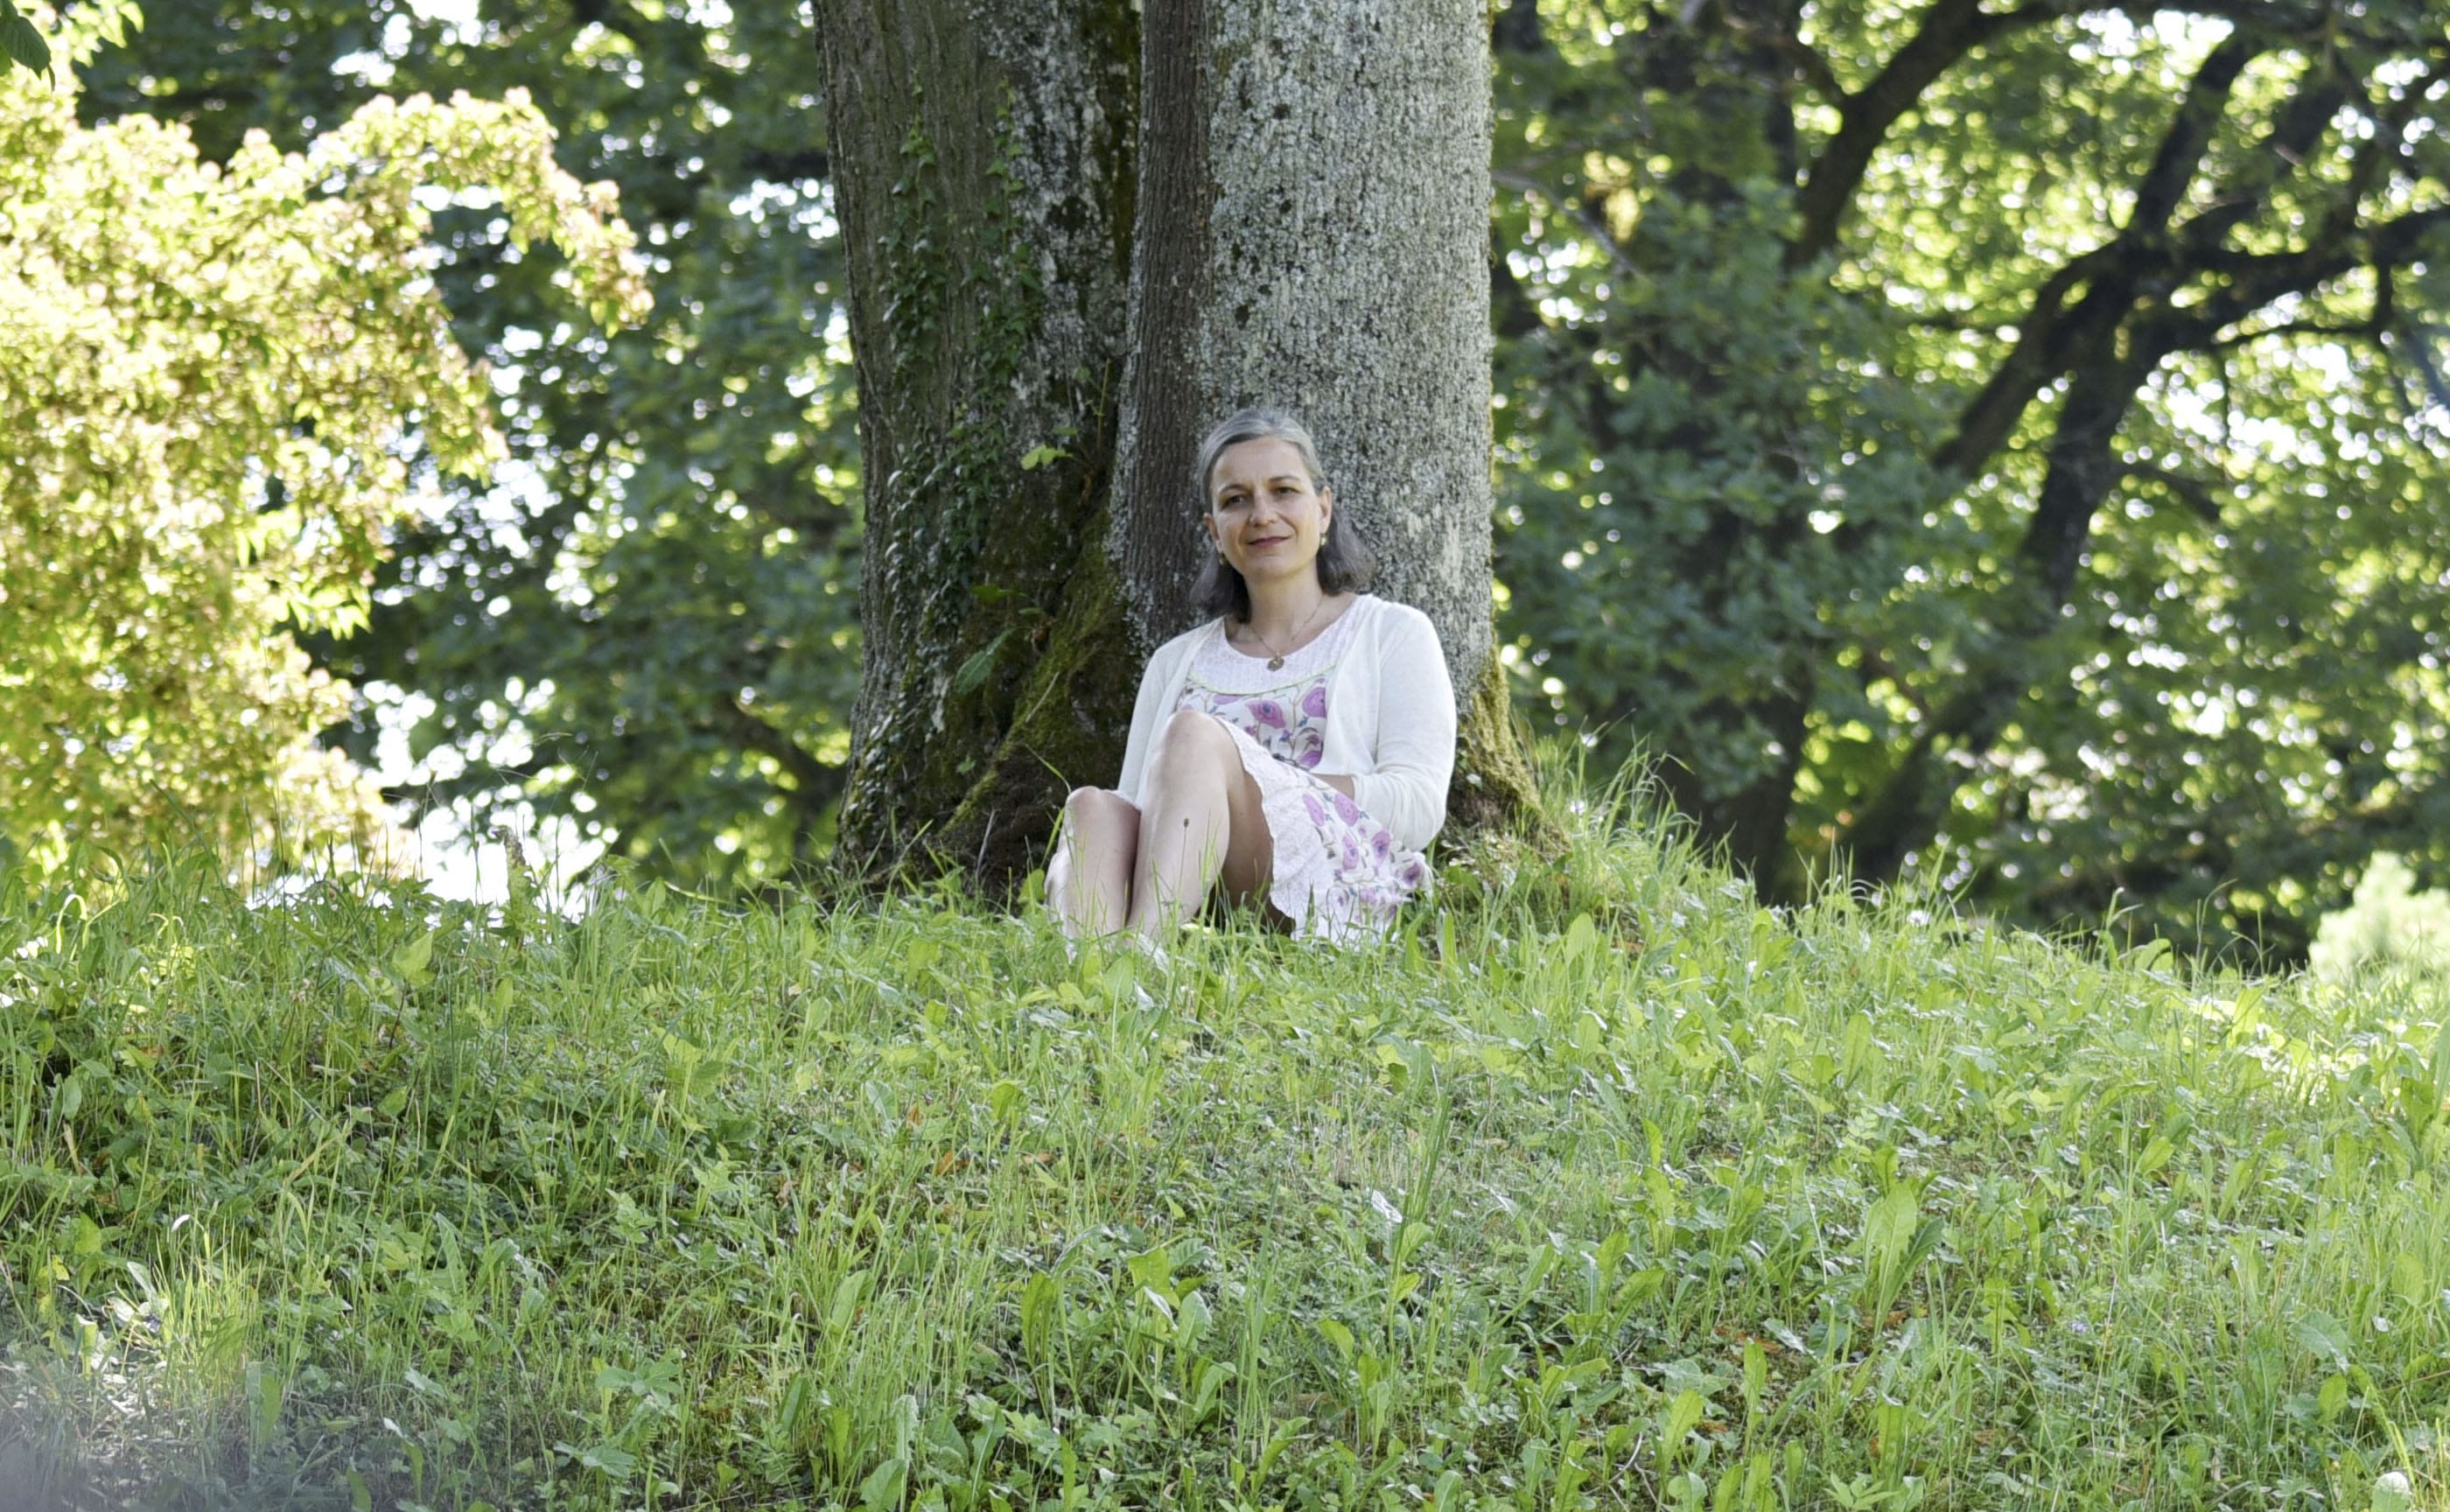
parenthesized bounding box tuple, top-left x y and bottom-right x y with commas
(1178, 625, 1431, 942)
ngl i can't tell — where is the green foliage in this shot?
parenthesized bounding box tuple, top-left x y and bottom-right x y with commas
(85, 0, 2450, 946)
(1493, 0, 2450, 953)
(6, 800, 2450, 1508)
(0, 1, 51, 76)
(82, 2, 864, 890)
(0, 41, 644, 869)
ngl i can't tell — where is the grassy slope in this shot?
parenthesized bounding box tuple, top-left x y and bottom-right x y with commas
(2, 811, 2446, 1512)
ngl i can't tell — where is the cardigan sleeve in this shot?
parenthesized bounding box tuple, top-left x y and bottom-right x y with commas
(1348, 603, 1457, 853)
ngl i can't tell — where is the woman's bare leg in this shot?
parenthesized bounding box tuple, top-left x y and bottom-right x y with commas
(1129, 710, 1271, 938)
(1050, 787, 1140, 937)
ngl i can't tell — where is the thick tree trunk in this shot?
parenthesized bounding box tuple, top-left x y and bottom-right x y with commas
(820, 0, 1537, 884)
(1113, 0, 1538, 834)
(816, 0, 1139, 876)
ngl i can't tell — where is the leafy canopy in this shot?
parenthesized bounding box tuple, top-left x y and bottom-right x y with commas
(1494, 0, 2450, 954)
(0, 12, 647, 868)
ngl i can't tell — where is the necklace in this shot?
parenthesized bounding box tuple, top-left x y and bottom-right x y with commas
(1243, 597, 1329, 670)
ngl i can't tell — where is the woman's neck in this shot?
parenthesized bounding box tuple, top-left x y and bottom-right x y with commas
(1241, 578, 1333, 640)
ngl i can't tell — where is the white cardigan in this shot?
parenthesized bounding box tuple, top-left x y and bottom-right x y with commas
(1116, 595, 1458, 852)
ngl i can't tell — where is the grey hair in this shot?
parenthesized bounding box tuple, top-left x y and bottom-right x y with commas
(1193, 408, 1329, 501)
(1190, 407, 1376, 620)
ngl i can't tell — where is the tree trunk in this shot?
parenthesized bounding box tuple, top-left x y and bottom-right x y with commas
(820, 0, 1537, 885)
(816, 0, 1140, 877)
(1111, 0, 1536, 832)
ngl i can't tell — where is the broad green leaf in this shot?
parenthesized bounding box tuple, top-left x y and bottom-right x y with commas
(0, 14, 47, 74)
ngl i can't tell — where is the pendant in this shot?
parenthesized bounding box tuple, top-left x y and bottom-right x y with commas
(1266, 655, 1285, 670)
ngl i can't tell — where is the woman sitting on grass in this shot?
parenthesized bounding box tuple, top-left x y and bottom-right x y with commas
(1048, 409, 1456, 945)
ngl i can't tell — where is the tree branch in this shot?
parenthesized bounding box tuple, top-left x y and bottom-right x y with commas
(381, 762, 550, 809)
(2322, 58, 2450, 242)
(1788, 0, 2337, 268)
(1929, 243, 2120, 476)
(1792, 0, 2043, 265)
(2167, 45, 2352, 262)
(1491, 0, 1544, 55)
(2166, 201, 2448, 347)
(2125, 30, 2262, 239)
(738, 146, 833, 184)
(1854, 78, 2435, 877)
(2125, 462, 2229, 524)
(2371, 201, 2450, 266)
(1930, 32, 2269, 478)
(1852, 647, 1936, 718)
(1714, 8, 1844, 102)
(2205, 316, 2390, 354)
(1844, 350, 2158, 878)
(2068, 0, 2330, 31)
(569, 0, 659, 47)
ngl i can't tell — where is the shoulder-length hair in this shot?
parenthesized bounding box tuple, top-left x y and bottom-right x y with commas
(1189, 408, 1377, 621)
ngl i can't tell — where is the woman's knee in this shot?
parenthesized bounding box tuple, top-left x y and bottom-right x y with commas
(1064, 786, 1138, 839)
(1150, 709, 1235, 778)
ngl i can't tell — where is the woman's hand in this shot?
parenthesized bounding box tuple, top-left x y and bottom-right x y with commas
(1316, 774, 1355, 800)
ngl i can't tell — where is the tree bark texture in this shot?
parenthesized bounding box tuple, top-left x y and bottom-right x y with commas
(1112, 0, 1538, 832)
(815, 0, 1139, 872)
(821, 0, 1539, 878)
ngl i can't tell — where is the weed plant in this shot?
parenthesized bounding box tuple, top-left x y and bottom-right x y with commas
(3, 780, 2448, 1510)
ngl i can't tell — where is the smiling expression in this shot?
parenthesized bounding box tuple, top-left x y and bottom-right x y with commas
(1206, 438, 1334, 589)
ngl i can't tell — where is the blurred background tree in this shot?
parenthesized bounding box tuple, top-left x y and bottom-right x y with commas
(0, 6, 644, 870)
(1493, 0, 2450, 954)
(75, 0, 2450, 956)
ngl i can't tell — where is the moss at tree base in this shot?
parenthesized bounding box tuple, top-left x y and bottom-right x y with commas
(1448, 642, 1550, 846)
(929, 521, 1142, 894)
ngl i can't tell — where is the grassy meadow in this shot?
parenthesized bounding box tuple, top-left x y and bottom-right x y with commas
(3, 798, 2448, 1510)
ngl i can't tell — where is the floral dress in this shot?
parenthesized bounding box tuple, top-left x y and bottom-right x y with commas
(1178, 607, 1432, 942)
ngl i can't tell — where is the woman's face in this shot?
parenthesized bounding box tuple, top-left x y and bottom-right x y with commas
(1206, 438, 1334, 592)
